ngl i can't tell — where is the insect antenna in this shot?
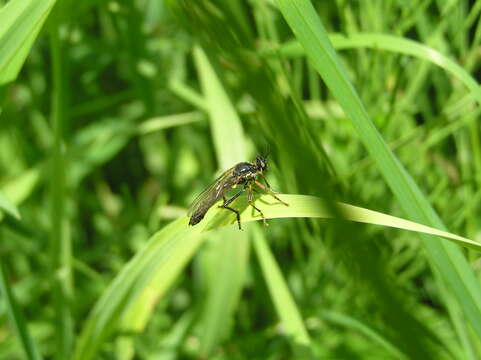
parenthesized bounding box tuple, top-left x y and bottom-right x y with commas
(260, 143, 271, 160)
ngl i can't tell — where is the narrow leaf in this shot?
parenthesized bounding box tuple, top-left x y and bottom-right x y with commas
(0, 0, 57, 85)
(0, 262, 43, 360)
(0, 192, 20, 219)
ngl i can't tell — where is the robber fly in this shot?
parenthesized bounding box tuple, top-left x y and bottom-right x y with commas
(188, 156, 288, 230)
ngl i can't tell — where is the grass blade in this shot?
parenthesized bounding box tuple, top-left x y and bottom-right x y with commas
(0, 192, 20, 219)
(276, 33, 481, 107)
(275, 0, 481, 340)
(252, 228, 314, 357)
(197, 229, 249, 357)
(201, 194, 481, 251)
(193, 44, 250, 356)
(137, 111, 204, 135)
(49, 15, 73, 360)
(321, 311, 407, 359)
(0, 262, 43, 360)
(74, 220, 206, 360)
(193, 45, 246, 167)
(0, 0, 57, 85)
(74, 188, 479, 359)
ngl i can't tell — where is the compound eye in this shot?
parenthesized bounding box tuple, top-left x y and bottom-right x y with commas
(258, 158, 267, 170)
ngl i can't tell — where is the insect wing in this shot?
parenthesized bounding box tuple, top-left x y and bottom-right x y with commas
(188, 166, 235, 216)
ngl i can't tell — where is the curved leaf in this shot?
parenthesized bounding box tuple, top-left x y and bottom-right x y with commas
(0, 0, 57, 85)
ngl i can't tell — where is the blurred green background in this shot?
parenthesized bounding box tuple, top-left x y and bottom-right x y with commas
(1, 0, 481, 359)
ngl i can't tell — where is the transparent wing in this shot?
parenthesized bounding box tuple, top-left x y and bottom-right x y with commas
(188, 166, 236, 216)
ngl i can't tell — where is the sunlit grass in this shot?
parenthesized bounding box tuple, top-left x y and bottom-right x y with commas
(1, 0, 481, 359)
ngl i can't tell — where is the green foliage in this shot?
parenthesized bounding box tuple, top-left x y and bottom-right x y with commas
(0, 0, 57, 85)
(1, 0, 481, 359)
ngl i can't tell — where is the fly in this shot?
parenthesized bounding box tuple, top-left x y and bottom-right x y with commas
(188, 156, 288, 230)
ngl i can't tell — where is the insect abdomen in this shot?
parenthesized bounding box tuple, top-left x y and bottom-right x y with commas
(189, 213, 204, 225)
(188, 187, 225, 225)
(189, 199, 214, 226)
(188, 176, 239, 226)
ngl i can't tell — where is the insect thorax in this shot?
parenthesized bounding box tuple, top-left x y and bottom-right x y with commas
(234, 162, 259, 178)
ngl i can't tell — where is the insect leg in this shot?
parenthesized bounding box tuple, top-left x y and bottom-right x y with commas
(254, 180, 289, 206)
(220, 191, 244, 230)
(260, 173, 273, 190)
(247, 183, 268, 226)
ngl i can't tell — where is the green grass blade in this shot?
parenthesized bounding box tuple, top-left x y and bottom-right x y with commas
(115, 239, 201, 360)
(75, 187, 478, 360)
(321, 311, 408, 359)
(197, 229, 249, 357)
(193, 45, 246, 167)
(193, 44, 249, 356)
(201, 194, 481, 251)
(74, 220, 205, 360)
(252, 229, 314, 357)
(169, 78, 208, 111)
(160, 312, 195, 360)
(0, 0, 57, 85)
(276, 33, 481, 107)
(0, 262, 43, 360)
(275, 0, 481, 340)
(0, 192, 20, 219)
(277, 33, 481, 183)
(79, 43, 252, 360)
(136, 111, 204, 135)
(74, 188, 477, 360)
(49, 17, 73, 360)
(0, 167, 40, 223)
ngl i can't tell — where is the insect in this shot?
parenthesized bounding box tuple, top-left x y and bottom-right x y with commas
(188, 156, 288, 230)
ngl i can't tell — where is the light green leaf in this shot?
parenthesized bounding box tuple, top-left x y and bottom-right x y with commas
(197, 229, 249, 357)
(0, 0, 57, 85)
(193, 44, 249, 357)
(74, 220, 205, 360)
(275, 33, 481, 108)
(252, 229, 314, 358)
(137, 111, 204, 135)
(202, 194, 481, 251)
(0, 168, 40, 222)
(104, 44, 251, 360)
(193, 45, 246, 168)
(0, 192, 20, 219)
